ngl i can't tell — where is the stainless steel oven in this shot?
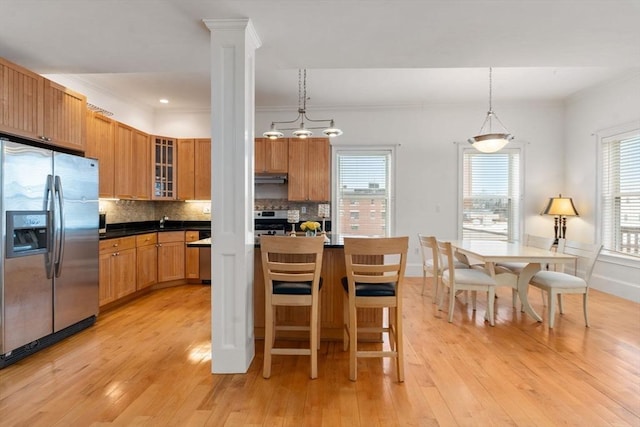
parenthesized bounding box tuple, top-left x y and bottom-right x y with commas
(254, 210, 289, 240)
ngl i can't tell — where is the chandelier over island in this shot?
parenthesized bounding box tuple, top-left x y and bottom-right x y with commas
(263, 69, 343, 140)
(468, 67, 514, 153)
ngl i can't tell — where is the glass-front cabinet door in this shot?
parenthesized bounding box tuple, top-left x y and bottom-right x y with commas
(153, 136, 176, 199)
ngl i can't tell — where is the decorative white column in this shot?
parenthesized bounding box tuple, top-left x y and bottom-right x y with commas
(203, 18, 261, 373)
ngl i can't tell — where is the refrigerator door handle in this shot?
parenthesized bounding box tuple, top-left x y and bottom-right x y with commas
(54, 175, 66, 277)
(45, 174, 55, 279)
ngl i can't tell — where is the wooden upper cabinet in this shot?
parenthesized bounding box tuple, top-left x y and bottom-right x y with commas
(43, 80, 87, 152)
(153, 136, 176, 200)
(177, 139, 195, 200)
(0, 58, 45, 142)
(86, 112, 116, 198)
(133, 129, 151, 200)
(288, 138, 330, 202)
(87, 112, 148, 200)
(194, 139, 211, 200)
(255, 138, 288, 174)
(114, 123, 135, 199)
(178, 138, 211, 200)
(0, 58, 86, 152)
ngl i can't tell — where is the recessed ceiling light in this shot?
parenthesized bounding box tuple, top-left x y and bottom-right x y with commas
(159, 99, 169, 104)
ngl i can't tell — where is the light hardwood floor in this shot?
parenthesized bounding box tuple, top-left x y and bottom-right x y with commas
(1, 278, 639, 426)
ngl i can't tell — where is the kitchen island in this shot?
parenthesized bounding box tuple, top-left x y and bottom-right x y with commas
(189, 234, 383, 341)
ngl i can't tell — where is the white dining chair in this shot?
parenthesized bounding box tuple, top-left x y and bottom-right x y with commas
(528, 239, 602, 328)
(437, 240, 497, 326)
(417, 234, 469, 303)
(494, 234, 555, 307)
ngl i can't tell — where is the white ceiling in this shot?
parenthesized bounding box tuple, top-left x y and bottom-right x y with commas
(1, 0, 639, 111)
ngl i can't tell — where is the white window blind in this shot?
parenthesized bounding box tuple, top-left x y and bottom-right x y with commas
(334, 149, 393, 237)
(601, 132, 640, 257)
(461, 148, 521, 241)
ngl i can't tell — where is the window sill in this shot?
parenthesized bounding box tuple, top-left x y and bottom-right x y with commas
(598, 250, 640, 269)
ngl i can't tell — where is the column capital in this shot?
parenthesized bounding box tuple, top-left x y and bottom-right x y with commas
(203, 18, 262, 50)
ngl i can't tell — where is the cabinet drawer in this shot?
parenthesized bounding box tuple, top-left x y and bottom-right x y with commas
(136, 233, 157, 247)
(185, 230, 200, 242)
(99, 236, 136, 253)
(158, 231, 184, 243)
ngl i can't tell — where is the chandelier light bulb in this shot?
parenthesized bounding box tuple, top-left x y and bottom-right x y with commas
(293, 122, 312, 139)
(263, 123, 284, 139)
(322, 120, 343, 137)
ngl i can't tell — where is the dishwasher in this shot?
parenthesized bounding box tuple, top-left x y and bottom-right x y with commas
(198, 230, 211, 284)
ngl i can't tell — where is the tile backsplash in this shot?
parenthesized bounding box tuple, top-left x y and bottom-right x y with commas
(255, 199, 331, 221)
(99, 200, 211, 224)
(99, 199, 330, 225)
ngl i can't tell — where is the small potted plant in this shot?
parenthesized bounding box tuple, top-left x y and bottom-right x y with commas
(300, 220, 321, 237)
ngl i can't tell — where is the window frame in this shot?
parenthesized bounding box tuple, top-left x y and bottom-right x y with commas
(331, 145, 397, 238)
(596, 122, 640, 260)
(457, 143, 525, 241)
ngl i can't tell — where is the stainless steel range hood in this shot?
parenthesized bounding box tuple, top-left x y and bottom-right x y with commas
(255, 174, 287, 184)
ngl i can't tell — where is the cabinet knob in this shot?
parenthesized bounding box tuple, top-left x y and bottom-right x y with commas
(113, 243, 119, 247)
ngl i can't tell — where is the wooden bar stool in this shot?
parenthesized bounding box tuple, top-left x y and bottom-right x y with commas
(342, 236, 409, 382)
(260, 235, 325, 379)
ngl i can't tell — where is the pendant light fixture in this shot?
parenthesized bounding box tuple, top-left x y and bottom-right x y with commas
(468, 67, 514, 153)
(263, 69, 343, 140)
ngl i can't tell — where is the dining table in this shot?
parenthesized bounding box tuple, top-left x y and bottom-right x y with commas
(450, 240, 577, 322)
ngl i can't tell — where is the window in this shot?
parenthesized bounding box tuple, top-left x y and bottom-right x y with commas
(600, 130, 640, 257)
(459, 147, 522, 241)
(333, 148, 395, 237)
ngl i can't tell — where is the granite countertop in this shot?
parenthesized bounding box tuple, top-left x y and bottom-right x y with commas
(100, 220, 211, 240)
(188, 234, 346, 249)
(187, 237, 212, 247)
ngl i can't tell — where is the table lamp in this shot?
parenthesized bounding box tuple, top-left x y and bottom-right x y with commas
(541, 194, 579, 244)
(317, 204, 330, 233)
(287, 210, 299, 236)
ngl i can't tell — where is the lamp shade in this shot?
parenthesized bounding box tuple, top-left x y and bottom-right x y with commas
(542, 194, 579, 217)
(318, 204, 330, 218)
(468, 133, 513, 153)
(287, 210, 300, 223)
(263, 123, 284, 139)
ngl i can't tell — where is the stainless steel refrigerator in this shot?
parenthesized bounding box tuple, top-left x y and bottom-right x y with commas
(0, 138, 99, 368)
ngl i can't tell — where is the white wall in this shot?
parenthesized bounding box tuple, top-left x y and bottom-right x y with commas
(154, 110, 211, 138)
(564, 72, 640, 301)
(55, 72, 640, 301)
(256, 102, 567, 272)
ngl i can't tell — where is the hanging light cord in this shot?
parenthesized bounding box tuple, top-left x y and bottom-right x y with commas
(487, 67, 494, 133)
(476, 66, 512, 135)
(491, 67, 495, 112)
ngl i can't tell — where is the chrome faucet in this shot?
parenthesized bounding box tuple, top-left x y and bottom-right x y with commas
(159, 215, 169, 229)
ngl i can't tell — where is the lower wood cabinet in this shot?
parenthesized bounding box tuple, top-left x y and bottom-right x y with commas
(184, 231, 200, 280)
(100, 230, 204, 307)
(136, 233, 158, 290)
(99, 236, 137, 306)
(157, 231, 185, 282)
